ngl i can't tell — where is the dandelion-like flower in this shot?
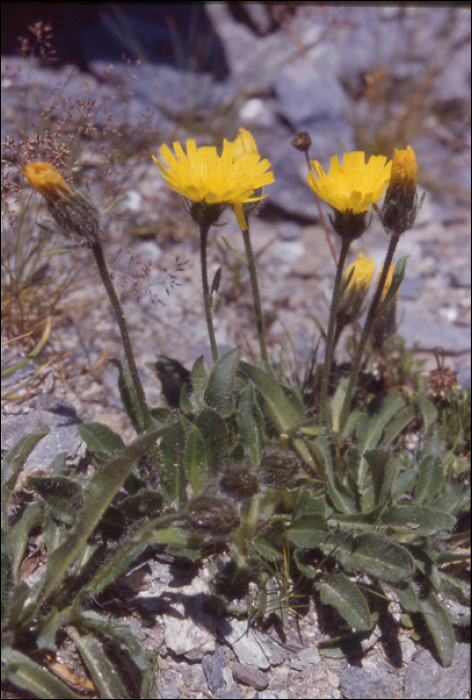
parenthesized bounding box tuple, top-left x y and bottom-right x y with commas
(308, 151, 392, 215)
(153, 134, 274, 229)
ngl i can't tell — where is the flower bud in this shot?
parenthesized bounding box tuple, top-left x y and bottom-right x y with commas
(23, 162, 72, 204)
(23, 162, 101, 246)
(380, 146, 418, 234)
(187, 496, 240, 538)
(258, 450, 301, 489)
(337, 252, 375, 325)
(219, 463, 259, 501)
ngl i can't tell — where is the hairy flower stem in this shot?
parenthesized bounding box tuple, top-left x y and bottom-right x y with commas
(242, 225, 268, 362)
(319, 238, 352, 424)
(337, 229, 402, 437)
(199, 223, 219, 363)
(91, 239, 154, 433)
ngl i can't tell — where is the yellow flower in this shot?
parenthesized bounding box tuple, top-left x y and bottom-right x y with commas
(23, 162, 72, 204)
(389, 145, 418, 189)
(307, 151, 392, 215)
(343, 252, 375, 294)
(337, 252, 375, 324)
(232, 128, 258, 159)
(153, 135, 274, 229)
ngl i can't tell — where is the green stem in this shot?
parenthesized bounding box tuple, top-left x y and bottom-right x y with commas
(91, 240, 153, 433)
(242, 225, 268, 362)
(319, 237, 352, 424)
(337, 229, 402, 437)
(199, 223, 218, 363)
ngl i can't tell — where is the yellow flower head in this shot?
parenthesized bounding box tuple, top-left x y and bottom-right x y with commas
(307, 151, 392, 215)
(153, 134, 274, 229)
(232, 128, 258, 159)
(343, 252, 375, 294)
(23, 162, 72, 204)
(390, 145, 418, 189)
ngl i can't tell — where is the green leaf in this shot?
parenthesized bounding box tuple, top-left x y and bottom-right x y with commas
(27, 476, 82, 525)
(9, 503, 44, 585)
(293, 488, 327, 520)
(331, 377, 350, 434)
(67, 627, 129, 699)
(184, 425, 207, 495)
(433, 474, 469, 514)
(376, 256, 408, 315)
(159, 421, 186, 507)
(383, 406, 416, 447)
(204, 349, 241, 418)
(412, 393, 438, 434)
(240, 361, 306, 433)
(1, 427, 50, 492)
(195, 406, 229, 476)
(356, 391, 405, 491)
(356, 391, 405, 451)
(191, 355, 208, 405)
(40, 426, 167, 601)
(410, 547, 441, 590)
(287, 513, 329, 548)
(236, 384, 264, 468)
(418, 588, 455, 667)
(316, 574, 371, 631)
(335, 532, 414, 586)
(363, 450, 399, 507)
(2, 647, 82, 699)
(380, 504, 455, 537)
(109, 357, 144, 433)
(251, 535, 284, 562)
(78, 422, 126, 463)
(309, 436, 357, 513)
(413, 455, 445, 504)
(392, 468, 418, 500)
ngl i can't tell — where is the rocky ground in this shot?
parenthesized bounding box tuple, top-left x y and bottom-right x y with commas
(1, 5, 470, 699)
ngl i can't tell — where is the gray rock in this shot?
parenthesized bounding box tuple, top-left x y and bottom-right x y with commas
(202, 646, 227, 693)
(1, 395, 85, 479)
(341, 661, 403, 699)
(404, 644, 471, 700)
(231, 662, 269, 691)
(217, 618, 270, 669)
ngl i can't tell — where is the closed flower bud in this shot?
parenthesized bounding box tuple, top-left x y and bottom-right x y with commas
(380, 145, 418, 234)
(23, 162, 101, 246)
(23, 162, 72, 204)
(337, 252, 375, 325)
(219, 464, 260, 501)
(259, 450, 301, 489)
(187, 496, 240, 538)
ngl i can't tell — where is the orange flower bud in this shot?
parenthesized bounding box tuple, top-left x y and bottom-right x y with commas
(23, 162, 72, 204)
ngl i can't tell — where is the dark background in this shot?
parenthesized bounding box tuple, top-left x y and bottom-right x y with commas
(1, 1, 229, 77)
